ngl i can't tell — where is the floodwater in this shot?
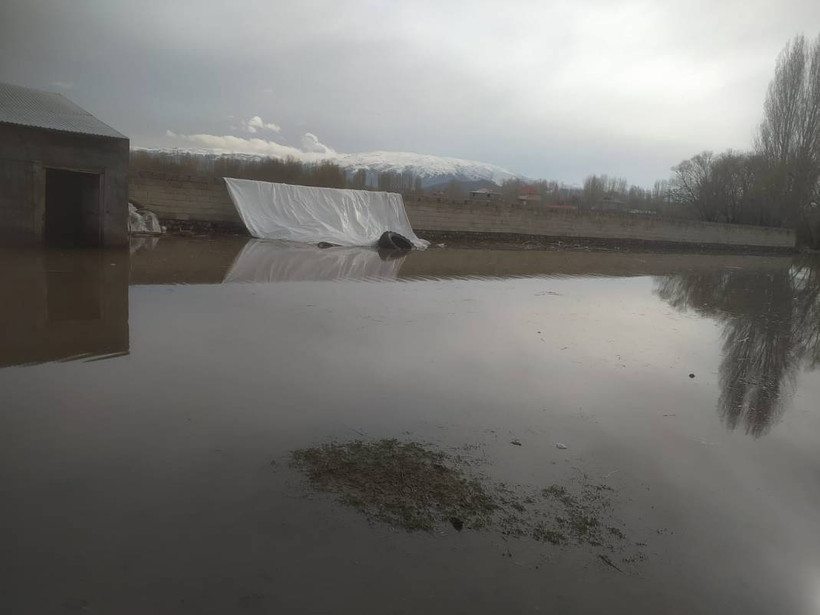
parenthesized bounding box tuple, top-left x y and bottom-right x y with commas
(2, 237, 820, 615)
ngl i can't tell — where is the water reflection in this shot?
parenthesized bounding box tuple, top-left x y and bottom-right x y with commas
(656, 261, 820, 437)
(129, 236, 804, 283)
(224, 239, 407, 283)
(0, 249, 129, 367)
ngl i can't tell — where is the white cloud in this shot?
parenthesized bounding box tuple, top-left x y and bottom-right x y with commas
(245, 115, 280, 134)
(300, 132, 334, 154)
(167, 130, 333, 163)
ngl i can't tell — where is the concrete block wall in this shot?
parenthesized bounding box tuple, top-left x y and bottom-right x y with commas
(404, 200, 796, 249)
(128, 172, 796, 249)
(129, 171, 242, 226)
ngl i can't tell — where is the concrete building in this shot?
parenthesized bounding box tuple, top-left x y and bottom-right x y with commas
(0, 82, 129, 247)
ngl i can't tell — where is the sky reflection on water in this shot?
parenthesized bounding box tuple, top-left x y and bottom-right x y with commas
(2, 238, 820, 614)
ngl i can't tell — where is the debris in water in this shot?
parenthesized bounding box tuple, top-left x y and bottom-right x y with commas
(511, 439, 522, 446)
(689, 373, 696, 379)
(599, 554, 623, 573)
(556, 443, 568, 450)
(291, 438, 644, 564)
(291, 439, 496, 531)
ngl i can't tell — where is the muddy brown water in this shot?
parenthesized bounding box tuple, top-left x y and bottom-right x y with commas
(2, 237, 820, 614)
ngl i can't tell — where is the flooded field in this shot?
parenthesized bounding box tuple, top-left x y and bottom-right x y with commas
(2, 237, 820, 614)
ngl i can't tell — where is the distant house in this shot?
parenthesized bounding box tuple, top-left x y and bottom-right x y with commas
(0, 82, 129, 247)
(517, 186, 541, 204)
(469, 187, 501, 202)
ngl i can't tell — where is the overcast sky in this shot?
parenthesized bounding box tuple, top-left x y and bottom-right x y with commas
(2, 0, 819, 185)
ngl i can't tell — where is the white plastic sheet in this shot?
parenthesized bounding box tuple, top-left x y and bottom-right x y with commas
(223, 239, 406, 283)
(224, 178, 428, 248)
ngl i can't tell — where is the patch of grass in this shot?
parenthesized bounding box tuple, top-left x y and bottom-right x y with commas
(291, 439, 496, 531)
(542, 484, 574, 507)
(568, 514, 600, 538)
(532, 525, 566, 545)
(291, 438, 643, 564)
(607, 526, 626, 539)
(543, 482, 624, 549)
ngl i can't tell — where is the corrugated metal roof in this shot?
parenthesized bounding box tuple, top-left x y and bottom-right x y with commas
(0, 82, 127, 140)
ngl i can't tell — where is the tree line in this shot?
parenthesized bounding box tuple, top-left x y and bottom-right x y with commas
(130, 150, 425, 195)
(475, 176, 675, 215)
(130, 151, 678, 214)
(668, 34, 820, 245)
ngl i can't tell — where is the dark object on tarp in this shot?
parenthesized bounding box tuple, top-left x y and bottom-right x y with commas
(377, 231, 413, 250)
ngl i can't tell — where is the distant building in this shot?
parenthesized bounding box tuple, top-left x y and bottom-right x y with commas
(0, 82, 129, 247)
(517, 186, 542, 204)
(469, 187, 501, 202)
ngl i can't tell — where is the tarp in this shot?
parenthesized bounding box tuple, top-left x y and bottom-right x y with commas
(224, 178, 428, 249)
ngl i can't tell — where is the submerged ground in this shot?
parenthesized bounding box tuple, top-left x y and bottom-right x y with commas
(2, 237, 820, 614)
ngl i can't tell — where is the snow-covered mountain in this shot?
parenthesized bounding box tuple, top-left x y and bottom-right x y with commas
(332, 151, 520, 187)
(134, 147, 521, 187)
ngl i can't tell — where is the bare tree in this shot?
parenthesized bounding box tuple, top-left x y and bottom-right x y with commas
(671, 152, 722, 221)
(756, 34, 820, 228)
(581, 175, 604, 209)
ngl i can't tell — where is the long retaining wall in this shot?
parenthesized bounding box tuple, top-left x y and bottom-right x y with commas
(129, 171, 244, 228)
(406, 200, 795, 249)
(128, 171, 796, 250)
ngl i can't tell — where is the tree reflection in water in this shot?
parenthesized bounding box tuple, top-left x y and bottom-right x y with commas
(655, 260, 820, 437)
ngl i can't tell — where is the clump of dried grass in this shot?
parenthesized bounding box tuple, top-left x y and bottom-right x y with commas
(291, 439, 496, 531)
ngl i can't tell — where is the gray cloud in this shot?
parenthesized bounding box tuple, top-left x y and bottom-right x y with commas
(2, 0, 818, 185)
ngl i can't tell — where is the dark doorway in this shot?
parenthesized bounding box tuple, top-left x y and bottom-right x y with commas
(45, 169, 101, 247)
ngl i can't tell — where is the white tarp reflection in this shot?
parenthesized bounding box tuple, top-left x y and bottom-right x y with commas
(223, 239, 407, 283)
(225, 178, 428, 248)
